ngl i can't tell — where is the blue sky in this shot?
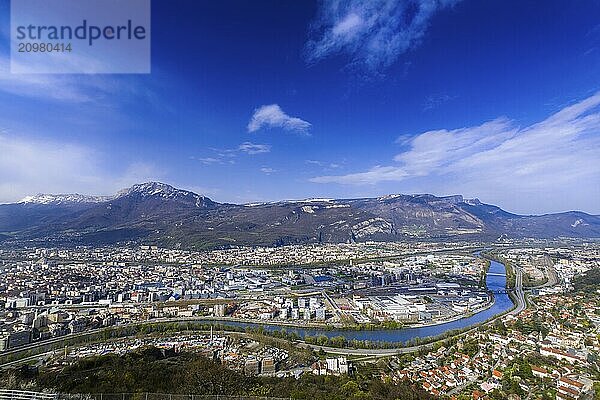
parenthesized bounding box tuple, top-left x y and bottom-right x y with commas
(0, 0, 599, 214)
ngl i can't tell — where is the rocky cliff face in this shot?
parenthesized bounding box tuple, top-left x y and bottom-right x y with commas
(1, 182, 598, 249)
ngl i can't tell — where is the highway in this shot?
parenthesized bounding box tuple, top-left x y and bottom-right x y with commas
(301, 261, 527, 357)
(321, 290, 343, 320)
(0, 262, 528, 364)
(536, 254, 559, 288)
(510, 265, 526, 315)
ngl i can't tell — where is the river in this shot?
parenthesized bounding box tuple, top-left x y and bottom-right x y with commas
(209, 259, 513, 344)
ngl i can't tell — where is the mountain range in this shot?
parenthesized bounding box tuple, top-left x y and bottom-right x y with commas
(0, 182, 598, 249)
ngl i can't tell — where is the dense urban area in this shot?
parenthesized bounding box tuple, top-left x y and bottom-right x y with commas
(0, 239, 599, 400)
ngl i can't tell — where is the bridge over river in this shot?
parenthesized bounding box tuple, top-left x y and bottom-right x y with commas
(0, 258, 524, 362)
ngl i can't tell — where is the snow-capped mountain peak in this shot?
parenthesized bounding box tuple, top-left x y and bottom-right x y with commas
(115, 182, 214, 208)
(19, 193, 112, 205)
(17, 182, 215, 208)
(377, 194, 405, 201)
(116, 182, 183, 198)
(463, 198, 483, 206)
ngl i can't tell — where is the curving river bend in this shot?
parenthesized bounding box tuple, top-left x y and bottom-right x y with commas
(214, 259, 513, 344)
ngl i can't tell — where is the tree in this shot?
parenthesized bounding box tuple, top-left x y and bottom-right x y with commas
(594, 381, 600, 398)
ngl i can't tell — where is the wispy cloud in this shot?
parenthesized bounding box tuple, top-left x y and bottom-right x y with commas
(311, 92, 600, 213)
(238, 142, 271, 154)
(193, 157, 225, 165)
(0, 57, 98, 102)
(0, 132, 162, 203)
(305, 0, 461, 73)
(193, 142, 271, 165)
(393, 118, 515, 175)
(312, 165, 408, 184)
(247, 104, 311, 134)
(260, 167, 276, 174)
(423, 93, 456, 111)
(306, 159, 342, 169)
(0, 53, 167, 109)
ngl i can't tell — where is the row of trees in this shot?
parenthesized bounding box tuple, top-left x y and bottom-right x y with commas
(1, 347, 434, 400)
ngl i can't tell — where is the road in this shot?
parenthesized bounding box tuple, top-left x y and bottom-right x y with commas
(440, 264, 526, 395)
(321, 290, 342, 320)
(538, 254, 559, 288)
(446, 350, 485, 396)
(0, 351, 57, 370)
(511, 264, 526, 315)
(1, 261, 528, 364)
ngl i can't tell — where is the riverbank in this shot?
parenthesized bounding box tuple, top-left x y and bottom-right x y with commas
(182, 294, 497, 331)
(0, 257, 521, 364)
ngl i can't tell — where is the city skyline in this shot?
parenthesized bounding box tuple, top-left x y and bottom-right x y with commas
(0, 0, 599, 214)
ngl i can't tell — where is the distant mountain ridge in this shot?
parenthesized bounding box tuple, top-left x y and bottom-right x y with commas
(19, 193, 112, 205)
(114, 182, 216, 208)
(1, 182, 599, 249)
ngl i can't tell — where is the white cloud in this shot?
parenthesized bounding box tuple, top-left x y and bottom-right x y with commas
(0, 54, 164, 107)
(393, 118, 516, 175)
(238, 142, 271, 154)
(260, 167, 276, 174)
(306, 160, 325, 166)
(247, 104, 311, 134)
(306, 159, 342, 169)
(194, 142, 271, 165)
(332, 13, 363, 37)
(0, 133, 162, 203)
(311, 165, 407, 184)
(0, 52, 131, 103)
(0, 58, 94, 102)
(305, 0, 461, 72)
(194, 157, 223, 165)
(310, 92, 600, 213)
